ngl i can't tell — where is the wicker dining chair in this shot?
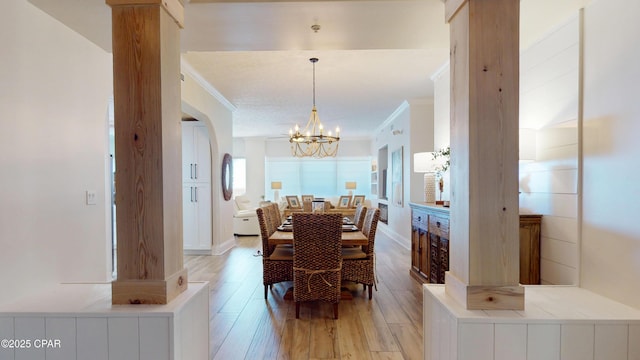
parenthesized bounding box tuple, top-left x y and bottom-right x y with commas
(353, 204, 367, 230)
(271, 202, 283, 225)
(292, 213, 343, 319)
(266, 203, 281, 234)
(341, 208, 380, 300)
(257, 207, 293, 299)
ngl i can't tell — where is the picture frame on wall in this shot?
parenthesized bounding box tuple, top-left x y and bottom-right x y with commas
(337, 195, 352, 208)
(286, 195, 301, 209)
(391, 146, 404, 207)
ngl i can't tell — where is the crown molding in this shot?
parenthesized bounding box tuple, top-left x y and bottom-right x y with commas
(180, 58, 237, 112)
(371, 100, 410, 139)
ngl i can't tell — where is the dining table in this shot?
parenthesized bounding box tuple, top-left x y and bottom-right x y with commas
(267, 216, 368, 246)
(268, 229, 368, 246)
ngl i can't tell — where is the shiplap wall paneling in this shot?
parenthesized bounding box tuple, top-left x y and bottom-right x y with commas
(45, 318, 76, 360)
(519, 11, 580, 287)
(595, 325, 628, 360)
(541, 258, 578, 285)
(423, 291, 433, 360)
(433, 299, 446, 360)
(430, 298, 442, 360)
(541, 216, 579, 243)
(139, 317, 170, 360)
(459, 324, 493, 360)
(14, 317, 44, 360)
(425, 295, 456, 360)
(76, 318, 108, 360)
(108, 318, 139, 360)
(542, 236, 578, 270)
(0, 317, 14, 360)
(522, 168, 577, 194)
(561, 324, 594, 360)
(520, 193, 577, 219)
(442, 308, 455, 360)
(176, 286, 209, 360)
(520, 15, 579, 130)
(495, 324, 526, 360)
(528, 324, 561, 360)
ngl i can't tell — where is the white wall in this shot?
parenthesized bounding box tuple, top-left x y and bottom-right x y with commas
(0, 1, 114, 304)
(409, 99, 435, 204)
(372, 100, 434, 248)
(518, 14, 580, 285)
(581, 0, 640, 308)
(432, 64, 451, 202)
(181, 64, 235, 255)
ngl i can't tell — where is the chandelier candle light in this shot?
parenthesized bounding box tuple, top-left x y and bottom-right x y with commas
(289, 58, 340, 158)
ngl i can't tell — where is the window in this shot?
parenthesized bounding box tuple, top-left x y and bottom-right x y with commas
(232, 158, 246, 196)
(265, 157, 371, 201)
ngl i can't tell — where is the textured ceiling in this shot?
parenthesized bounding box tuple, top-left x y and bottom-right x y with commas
(28, 0, 588, 139)
(181, 0, 450, 138)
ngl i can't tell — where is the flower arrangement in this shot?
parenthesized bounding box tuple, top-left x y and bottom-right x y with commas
(432, 146, 450, 175)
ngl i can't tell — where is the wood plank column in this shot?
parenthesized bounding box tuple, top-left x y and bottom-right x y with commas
(444, 0, 523, 310)
(107, 0, 187, 304)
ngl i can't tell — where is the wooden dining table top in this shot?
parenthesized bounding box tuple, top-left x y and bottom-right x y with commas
(268, 229, 368, 246)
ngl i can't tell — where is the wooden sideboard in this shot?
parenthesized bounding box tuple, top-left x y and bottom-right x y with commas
(409, 203, 542, 285)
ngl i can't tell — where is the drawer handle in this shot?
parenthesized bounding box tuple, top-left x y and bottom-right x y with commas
(418, 216, 421, 221)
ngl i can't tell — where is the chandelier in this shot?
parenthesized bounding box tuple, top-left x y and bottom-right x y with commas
(289, 57, 340, 158)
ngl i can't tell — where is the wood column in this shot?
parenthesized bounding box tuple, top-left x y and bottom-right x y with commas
(107, 0, 186, 304)
(444, 0, 523, 310)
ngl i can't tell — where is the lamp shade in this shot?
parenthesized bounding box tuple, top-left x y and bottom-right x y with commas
(271, 181, 282, 190)
(414, 152, 437, 173)
(345, 181, 357, 190)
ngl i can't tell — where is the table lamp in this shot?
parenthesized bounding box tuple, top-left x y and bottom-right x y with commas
(413, 152, 436, 203)
(271, 181, 282, 202)
(345, 181, 357, 196)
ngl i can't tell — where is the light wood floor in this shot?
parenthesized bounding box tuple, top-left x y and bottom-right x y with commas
(184, 230, 424, 360)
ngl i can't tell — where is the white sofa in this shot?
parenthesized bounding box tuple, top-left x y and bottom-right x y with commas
(233, 195, 260, 236)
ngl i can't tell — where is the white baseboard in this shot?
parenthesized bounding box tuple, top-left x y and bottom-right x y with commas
(212, 236, 236, 255)
(184, 248, 212, 256)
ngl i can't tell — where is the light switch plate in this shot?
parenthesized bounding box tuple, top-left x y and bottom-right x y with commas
(86, 190, 97, 205)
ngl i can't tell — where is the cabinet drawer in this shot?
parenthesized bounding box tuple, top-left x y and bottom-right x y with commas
(412, 211, 428, 229)
(428, 215, 449, 237)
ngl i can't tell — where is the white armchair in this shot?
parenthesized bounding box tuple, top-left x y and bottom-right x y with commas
(233, 195, 260, 235)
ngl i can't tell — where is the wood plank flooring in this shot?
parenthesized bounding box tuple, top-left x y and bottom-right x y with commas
(184, 230, 424, 360)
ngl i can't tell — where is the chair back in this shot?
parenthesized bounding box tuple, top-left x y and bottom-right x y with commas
(292, 213, 343, 303)
(353, 204, 367, 230)
(270, 203, 282, 225)
(256, 207, 276, 256)
(266, 203, 281, 233)
(361, 208, 380, 256)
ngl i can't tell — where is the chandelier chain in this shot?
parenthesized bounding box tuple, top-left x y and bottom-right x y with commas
(289, 57, 340, 158)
